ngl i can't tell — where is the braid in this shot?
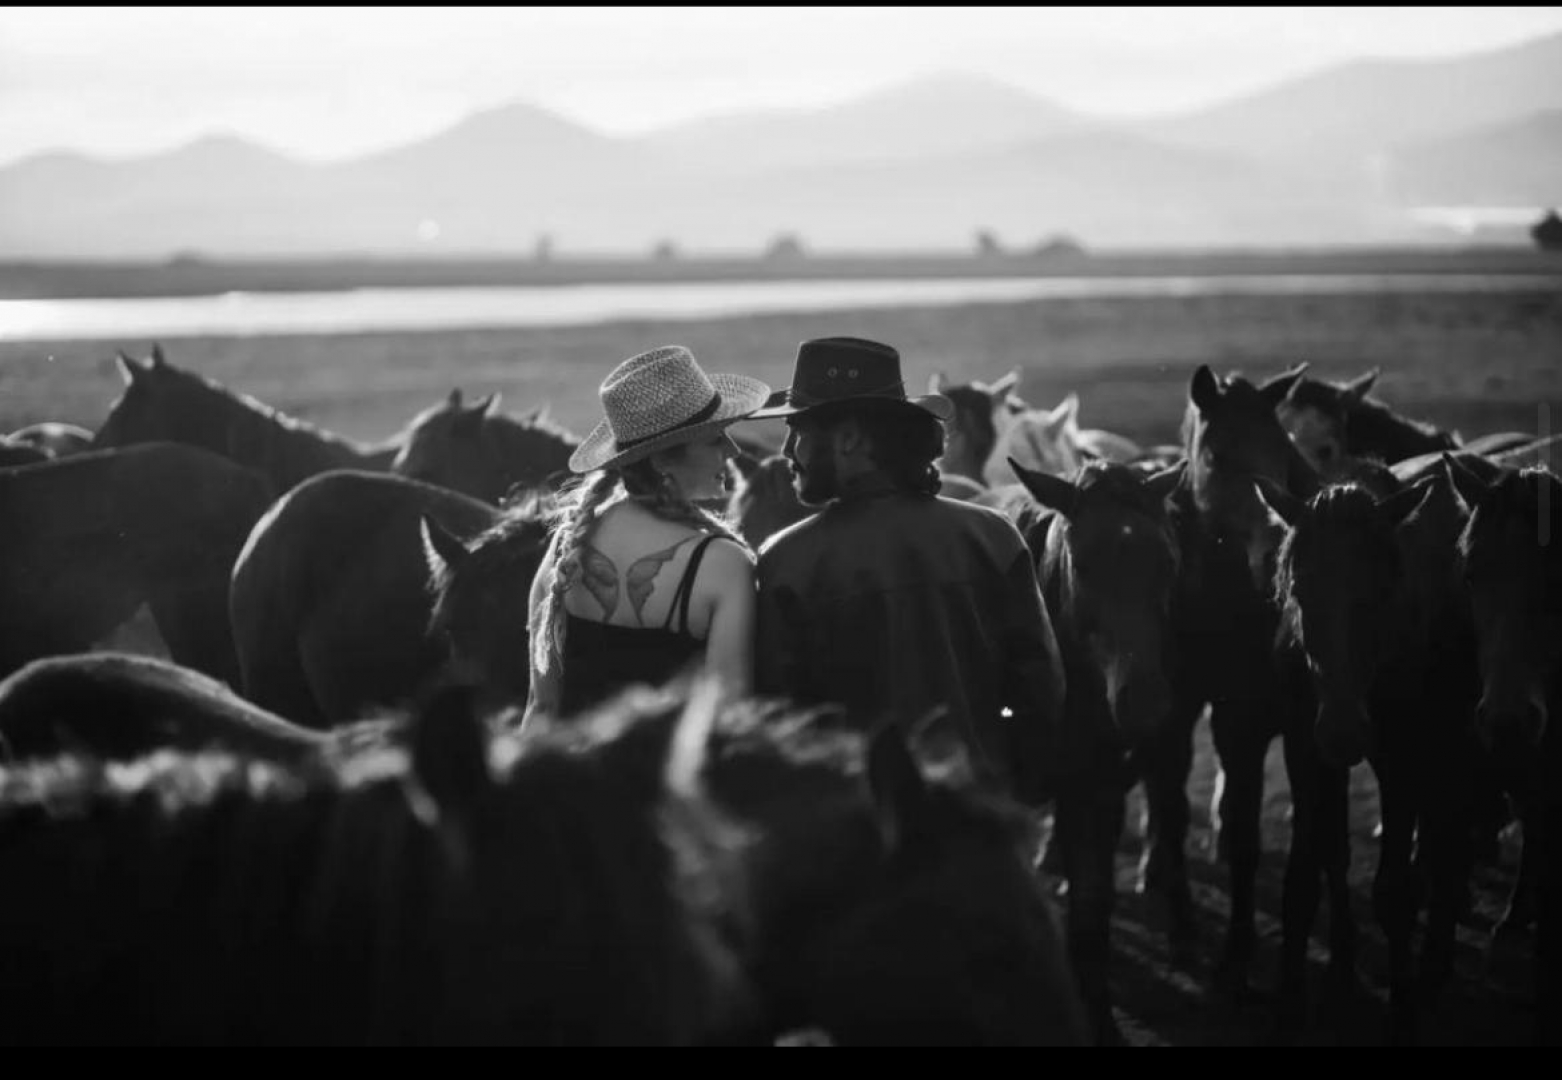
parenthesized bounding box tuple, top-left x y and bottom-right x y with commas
(621, 459, 750, 551)
(532, 470, 619, 674)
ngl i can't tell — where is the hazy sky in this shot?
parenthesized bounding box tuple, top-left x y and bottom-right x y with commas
(3, 6, 1561, 166)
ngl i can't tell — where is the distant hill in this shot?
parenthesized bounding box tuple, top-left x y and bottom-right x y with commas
(1139, 30, 1562, 181)
(0, 32, 1558, 258)
(1379, 108, 1562, 207)
(637, 72, 1085, 175)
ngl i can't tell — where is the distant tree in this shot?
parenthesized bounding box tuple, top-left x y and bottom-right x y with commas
(974, 229, 1004, 257)
(651, 239, 681, 262)
(1533, 209, 1562, 252)
(534, 234, 554, 263)
(1034, 233, 1086, 258)
(765, 233, 807, 261)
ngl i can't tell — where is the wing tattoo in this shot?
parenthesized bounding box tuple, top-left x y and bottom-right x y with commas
(626, 538, 689, 625)
(579, 543, 620, 619)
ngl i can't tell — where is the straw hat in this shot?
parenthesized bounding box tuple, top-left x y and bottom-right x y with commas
(569, 345, 772, 473)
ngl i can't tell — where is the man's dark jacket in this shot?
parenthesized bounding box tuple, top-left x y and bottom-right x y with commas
(754, 476, 1067, 804)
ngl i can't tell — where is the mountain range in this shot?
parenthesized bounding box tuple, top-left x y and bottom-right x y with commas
(2, 31, 1559, 258)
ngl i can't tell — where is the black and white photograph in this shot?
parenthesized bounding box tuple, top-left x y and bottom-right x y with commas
(0, 6, 1559, 1046)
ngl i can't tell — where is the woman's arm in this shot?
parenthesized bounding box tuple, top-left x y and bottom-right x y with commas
(699, 539, 757, 699)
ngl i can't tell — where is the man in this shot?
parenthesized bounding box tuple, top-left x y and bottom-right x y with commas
(744, 336, 1068, 805)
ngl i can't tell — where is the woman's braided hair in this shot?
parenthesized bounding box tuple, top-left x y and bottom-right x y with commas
(531, 448, 751, 675)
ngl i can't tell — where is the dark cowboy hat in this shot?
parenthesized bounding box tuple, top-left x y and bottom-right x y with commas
(746, 337, 955, 422)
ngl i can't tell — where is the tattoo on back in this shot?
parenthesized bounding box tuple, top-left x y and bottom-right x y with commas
(578, 537, 691, 624)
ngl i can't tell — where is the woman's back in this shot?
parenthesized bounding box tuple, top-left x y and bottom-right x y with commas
(557, 500, 736, 716)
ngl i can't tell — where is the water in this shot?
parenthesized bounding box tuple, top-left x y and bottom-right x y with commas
(1, 273, 1556, 343)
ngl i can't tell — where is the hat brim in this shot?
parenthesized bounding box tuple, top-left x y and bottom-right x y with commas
(569, 373, 774, 474)
(747, 390, 955, 423)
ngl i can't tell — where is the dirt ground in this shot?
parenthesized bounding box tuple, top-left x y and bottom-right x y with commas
(1077, 719, 1535, 1047)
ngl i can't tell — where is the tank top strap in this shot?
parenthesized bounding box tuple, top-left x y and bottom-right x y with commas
(662, 534, 720, 635)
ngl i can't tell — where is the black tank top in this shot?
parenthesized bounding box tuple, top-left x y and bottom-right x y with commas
(558, 534, 719, 718)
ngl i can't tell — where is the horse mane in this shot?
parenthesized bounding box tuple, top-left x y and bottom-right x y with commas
(427, 495, 556, 637)
(1288, 378, 1457, 459)
(0, 686, 754, 1045)
(1458, 466, 1562, 561)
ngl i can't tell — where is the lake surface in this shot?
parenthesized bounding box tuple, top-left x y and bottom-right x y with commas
(2, 273, 1557, 342)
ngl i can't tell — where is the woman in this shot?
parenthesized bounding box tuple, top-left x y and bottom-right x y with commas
(524, 345, 771, 723)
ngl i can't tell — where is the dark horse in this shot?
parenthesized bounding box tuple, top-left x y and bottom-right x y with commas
(0, 443, 273, 686)
(931, 369, 1024, 487)
(228, 470, 504, 729)
(421, 500, 556, 716)
(726, 453, 814, 550)
(0, 681, 758, 1045)
(1448, 461, 1562, 1045)
(1008, 457, 1183, 1045)
(0, 652, 336, 766)
(521, 677, 1091, 1045)
(1275, 368, 1532, 476)
(1137, 363, 1325, 998)
(1264, 471, 1486, 1041)
(390, 393, 581, 504)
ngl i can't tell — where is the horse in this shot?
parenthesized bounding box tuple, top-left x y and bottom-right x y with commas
(0, 680, 757, 1045)
(0, 437, 49, 468)
(528, 677, 1091, 1045)
(726, 454, 814, 551)
(1136, 362, 1328, 1002)
(1007, 457, 1183, 1045)
(228, 470, 502, 729)
(0, 443, 274, 687)
(1274, 367, 1534, 475)
(390, 392, 581, 504)
(1264, 471, 1487, 1041)
(931, 369, 1025, 487)
(1448, 460, 1562, 1044)
(986, 392, 1144, 487)
(7, 421, 95, 459)
(91, 344, 412, 496)
(0, 652, 336, 767)
(420, 501, 556, 718)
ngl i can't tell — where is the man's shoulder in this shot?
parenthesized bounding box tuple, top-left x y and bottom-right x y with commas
(756, 508, 827, 563)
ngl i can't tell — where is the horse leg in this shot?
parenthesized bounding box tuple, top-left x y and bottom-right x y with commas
(1057, 775, 1129, 1047)
(1207, 699, 1271, 999)
(1317, 760, 1360, 1009)
(1277, 725, 1327, 1031)
(1135, 694, 1201, 954)
(1370, 752, 1418, 1046)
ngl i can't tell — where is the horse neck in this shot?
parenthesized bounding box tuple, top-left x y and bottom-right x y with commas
(1349, 399, 1455, 462)
(219, 397, 387, 491)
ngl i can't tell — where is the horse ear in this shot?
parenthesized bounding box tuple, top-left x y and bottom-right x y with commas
(149, 343, 167, 369)
(989, 368, 1021, 398)
(865, 722, 933, 854)
(1258, 363, 1309, 409)
(1189, 365, 1222, 414)
(420, 513, 473, 581)
(1343, 367, 1380, 404)
(929, 371, 948, 394)
(1009, 457, 1081, 516)
(1254, 476, 1305, 528)
(664, 673, 722, 800)
(1379, 479, 1431, 527)
(1441, 452, 1488, 511)
(1143, 462, 1184, 504)
(482, 392, 503, 418)
(406, 680, 493, 827)
(115, 352, 143, 384)
(447, 388, 464, 409)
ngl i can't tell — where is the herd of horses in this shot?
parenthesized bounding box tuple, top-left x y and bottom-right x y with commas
(0, 341, 1556, 1046)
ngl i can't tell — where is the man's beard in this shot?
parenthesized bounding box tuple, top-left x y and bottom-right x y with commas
(790, 451, 838, 507)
